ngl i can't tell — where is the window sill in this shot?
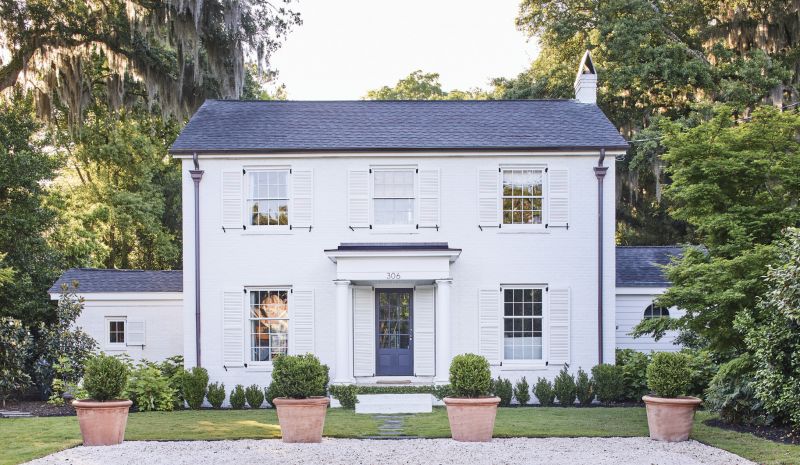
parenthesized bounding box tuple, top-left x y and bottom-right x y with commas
(103, 346, 127, 352)
(369, 227, 420, 235)
(498, 227, 549, 234)
(242, 228, 293, 236)
(245, 364, 274, 373)
(499, 362, 548, 371)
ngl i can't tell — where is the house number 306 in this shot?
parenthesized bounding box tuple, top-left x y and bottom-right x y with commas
(386, 272, 401, 280)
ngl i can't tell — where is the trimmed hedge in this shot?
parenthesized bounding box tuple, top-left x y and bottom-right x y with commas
(83, 354, 128, 401)
(647, 352, 693, 398)
(229, 384, 246, 409)
(449, 353, 492, 398)
(270, 354, 329, 399)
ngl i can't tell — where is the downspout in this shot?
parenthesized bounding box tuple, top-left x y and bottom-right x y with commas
(190, 153, 204, 367)
(593, 148, 608, 365)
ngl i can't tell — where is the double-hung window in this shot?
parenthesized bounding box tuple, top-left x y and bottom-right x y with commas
(373, 168, 415, 226)
(247, 170, 289, 227)
(501, 168, 544, 226)
(503, 288, 544, 360)
(248, 289, 289, 362)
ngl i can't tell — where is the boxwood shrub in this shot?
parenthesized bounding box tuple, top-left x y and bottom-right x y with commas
(329, 384, 359, 409)
(575, 367, 594, 406)
(514, 377, 531, 406)
(182, 367, 209, 409)
(207, 382, 226, 409)
(270, 354, 329, 399)
(553, 365, 577, 406)
(493, 377, 513, 406)
(245, 384, 264, 409)
(534, 377, 555, 406)
(591, 364, 624, 404)
(647, 352, 694, 398)
(83, 354, 129, 401)
(229, 384, 246, 409)
(449, 353, 492, 398)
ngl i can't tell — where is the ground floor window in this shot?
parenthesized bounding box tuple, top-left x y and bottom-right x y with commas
(503, 287, 544, 360)
(248, 289, 289, 362)
(107, 319, 126, 345)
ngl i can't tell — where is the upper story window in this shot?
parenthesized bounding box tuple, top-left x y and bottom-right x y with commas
(503, 287, 544, 360)
(502, 168, 543, 226)
(247, 170, 289, 227)
(373, 168, 415, 226)
(644, 304, 670, 319)
(249, 289, 289, 362)
(107, 319, 125, 346)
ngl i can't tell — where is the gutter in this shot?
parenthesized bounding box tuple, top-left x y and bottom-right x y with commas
(190, 153, 204, 367)
(594, 148, 608, 365)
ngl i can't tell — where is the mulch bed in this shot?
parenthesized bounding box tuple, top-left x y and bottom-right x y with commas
(3, 400, 76, 417)
(704, 418, 799, 445)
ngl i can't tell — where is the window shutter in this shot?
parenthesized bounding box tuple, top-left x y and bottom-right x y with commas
(126, 320, 145, 346)
(478, 288, 501, 365)
(352, 286, 375, 376)
(548, 169, 569, 227)
(222, 170, 243, 229)
(222, 290, 245, 367)
(477, 168, 499, 227)
(292, 289, 315, 355)
(418, 169, 440, 228)
(548, 288, 571, 365)
(291, 169, 313, 229)
(348, 169, 371, 228)
(413, 286, 435, 376)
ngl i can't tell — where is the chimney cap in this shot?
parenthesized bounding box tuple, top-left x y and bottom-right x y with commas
(574, 50, 597, 104)
(574, 50, 596, 85)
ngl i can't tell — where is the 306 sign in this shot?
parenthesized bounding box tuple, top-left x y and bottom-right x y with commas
(385, 272, 402, 280)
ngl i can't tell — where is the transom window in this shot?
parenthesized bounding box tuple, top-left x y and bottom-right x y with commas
(644, 304, 670, 319)
(502, 168, 543, 225)
(108, 320, 125, 344)
(503, 288, 543, 360)
(249, 289, 289, 362)
(247, 170, 289, 226)
(373, 169, 415, 226)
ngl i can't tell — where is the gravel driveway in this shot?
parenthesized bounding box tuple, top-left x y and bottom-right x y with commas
(26, 437, 753, 465)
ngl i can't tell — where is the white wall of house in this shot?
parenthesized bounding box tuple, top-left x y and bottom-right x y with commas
(180, 151, 618, 388)
(52, 292, 184, 362)
(615, 287, 684, 353)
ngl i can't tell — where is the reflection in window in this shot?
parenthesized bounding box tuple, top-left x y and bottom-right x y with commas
(373, 169, 415, 225)
(502, 169, 543, 225)
(249, 290, 289, 361)
(644, 304, 670, 319)
(377, 291, 412, 349)
(248, 170, 289, 226)
(503, 288, 543, 360)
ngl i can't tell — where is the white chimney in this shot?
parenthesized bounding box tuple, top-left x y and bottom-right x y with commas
(574, 50, 597, 104)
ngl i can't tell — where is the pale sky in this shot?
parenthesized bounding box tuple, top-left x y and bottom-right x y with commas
(269, 0, 539, 100)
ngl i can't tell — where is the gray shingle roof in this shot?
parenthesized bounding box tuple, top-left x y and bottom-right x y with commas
(331, 242, 457, 251)
(169, 100, 628, 154)
(49, 269, 183, 294)
(616, 246, 684, 287)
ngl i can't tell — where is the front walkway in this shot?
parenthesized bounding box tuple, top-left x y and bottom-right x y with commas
(26, 437, 752, 465)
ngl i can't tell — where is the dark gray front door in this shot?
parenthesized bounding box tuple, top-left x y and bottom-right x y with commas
(375, 289, 413, 376)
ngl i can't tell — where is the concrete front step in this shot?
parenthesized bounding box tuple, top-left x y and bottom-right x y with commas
(355, 394, 432, 414)
(0, 410, 33, 418)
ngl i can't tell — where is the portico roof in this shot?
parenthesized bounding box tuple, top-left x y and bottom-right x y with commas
(324, 242, 462, 263)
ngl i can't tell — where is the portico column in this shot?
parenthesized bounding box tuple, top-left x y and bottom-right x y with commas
(334, 279, 352, 383)
(435, 279, 453, 383)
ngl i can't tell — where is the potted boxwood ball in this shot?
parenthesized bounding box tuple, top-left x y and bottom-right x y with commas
(72, 354, 131, 446)
(270, 354, 330, 443)
(443, 353, 501, 442)
(642, 352, 701, 442)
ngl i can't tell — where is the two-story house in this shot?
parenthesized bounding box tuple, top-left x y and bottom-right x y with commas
(52, 54, 654, 397)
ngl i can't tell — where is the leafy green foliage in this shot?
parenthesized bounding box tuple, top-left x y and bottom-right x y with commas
(0, 317, 32, 406)
(365, 70, 490, 100)
(646, 352, 694, 398)
(270, 354, 329, 399)
(448, 353, 492, 398)
(492, 377, 513, 407)
(681, 349, 718, 397)
(127, 365, 176, 412)
(553, 365, 577, 406)
(616, 349, 650, 402)
(533, 377, 555, 406)
(156, 356, 186, 409)
(575, 368, 594, 406)
(739, 228, 800, 430)
(229, 385, 246, 410)
(83, 354, 128, 401)
(514, 377, 531, 406)
(591, 364, 624, 404)
(705, 355, 769, 426)
(329, 385, 359, 410)
(206, 382, 226, 409)
(245, 384, 264, 409)
(48, 355, 83, 405)
(182, 367, 209, 410)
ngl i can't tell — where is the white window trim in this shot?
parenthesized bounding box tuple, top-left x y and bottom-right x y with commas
(498, 164, 548, 232)
(104, 317, 127, 351)
(370, 165, 419, 233)
(499, 285, 549, 367)
(245, 286, 292, 368)
(242, 166, 292, 234)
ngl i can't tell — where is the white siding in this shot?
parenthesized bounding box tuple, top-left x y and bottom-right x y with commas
(615, 288, 684, 353)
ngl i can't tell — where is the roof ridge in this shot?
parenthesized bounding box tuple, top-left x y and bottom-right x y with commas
(205, 99, 581, 104)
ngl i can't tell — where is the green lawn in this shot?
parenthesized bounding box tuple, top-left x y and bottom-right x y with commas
(1, 407, 798, 465)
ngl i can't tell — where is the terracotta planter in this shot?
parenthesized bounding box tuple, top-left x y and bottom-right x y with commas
(273, 396, 329, 443)
(443, 396, 501, 442)
(642, 395, 702, 442)
(72, 399, 132, 446)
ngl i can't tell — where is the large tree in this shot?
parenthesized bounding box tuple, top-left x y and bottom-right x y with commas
(365, 70, 490, 100)
(0, 0, 301, 120)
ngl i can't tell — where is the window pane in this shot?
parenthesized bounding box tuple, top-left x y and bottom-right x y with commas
(374, 199, 414, 225)
(249, 290, 289, 362)
(501, 169, 543, 225)
(502, 288, 543, 361)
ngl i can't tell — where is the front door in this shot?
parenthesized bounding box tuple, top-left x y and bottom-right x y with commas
(375, 289, 414, 376)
